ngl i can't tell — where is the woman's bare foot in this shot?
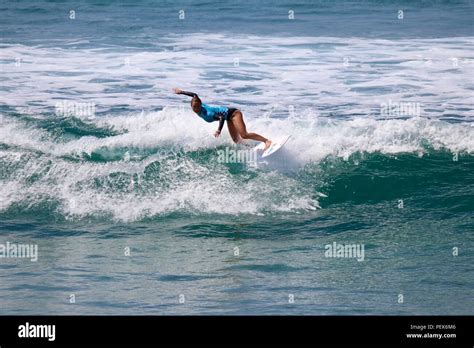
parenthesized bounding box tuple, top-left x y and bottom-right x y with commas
(264, 140, 272, 151)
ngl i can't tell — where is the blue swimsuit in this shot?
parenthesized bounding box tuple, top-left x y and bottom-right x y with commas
(198, 103, 231, 122)
(178, 91, 237, 132)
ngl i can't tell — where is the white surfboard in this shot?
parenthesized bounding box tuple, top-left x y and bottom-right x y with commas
(254, 135, 291, 158)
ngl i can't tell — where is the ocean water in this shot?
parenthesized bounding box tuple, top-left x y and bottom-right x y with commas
(0, 0, 473, 315)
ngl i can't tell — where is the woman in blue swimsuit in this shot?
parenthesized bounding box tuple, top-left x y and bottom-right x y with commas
(173, 88, 272, 150)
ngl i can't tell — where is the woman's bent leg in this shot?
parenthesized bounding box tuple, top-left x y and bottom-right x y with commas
(227, 118, 241, 143)
(230, 111, 270, 146)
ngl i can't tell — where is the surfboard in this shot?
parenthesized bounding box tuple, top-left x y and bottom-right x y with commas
(254, 135, 291, 158)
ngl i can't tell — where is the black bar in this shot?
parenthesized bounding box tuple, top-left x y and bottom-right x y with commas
(0, 316, 472, 346)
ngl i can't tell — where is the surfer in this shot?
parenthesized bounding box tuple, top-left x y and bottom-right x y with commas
(173, 88, 272, 150)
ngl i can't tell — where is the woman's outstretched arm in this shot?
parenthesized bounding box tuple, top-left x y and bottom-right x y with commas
(173, 88, 198, 98)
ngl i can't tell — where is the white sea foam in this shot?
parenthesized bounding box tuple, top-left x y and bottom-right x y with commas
(1, 108, 473, 221)
(1, 33, 472, 221)
(1, 34, 473, 119)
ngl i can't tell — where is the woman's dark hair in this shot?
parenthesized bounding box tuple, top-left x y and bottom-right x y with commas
(191, 96, 201, 112)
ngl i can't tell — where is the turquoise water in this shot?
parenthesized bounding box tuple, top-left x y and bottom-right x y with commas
(0, 0, 473, 315)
